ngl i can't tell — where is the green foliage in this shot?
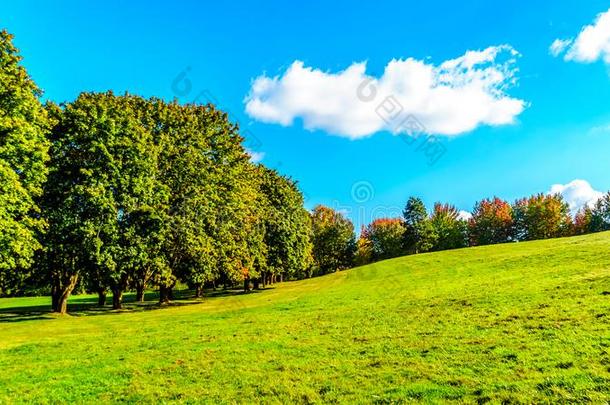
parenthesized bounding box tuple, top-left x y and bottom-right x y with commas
(0, 30, 49, 292)
(429, 203, 467, 251)
(311, 205, 355, 275)
(353, 235, 373, 266)
(402, 197, 436, 254)
(401, 199, 466, 256)
(589, 192, 610, 232)
(42, 92, 168, 310)
(32, 87, 314, 308)
(362, 218, 405, 261)
(512, 193, 572, 241)
(152, 101, 254, 293)
(259, 167, 313, 281)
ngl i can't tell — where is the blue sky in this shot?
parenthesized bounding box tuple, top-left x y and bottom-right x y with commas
(5, 0, 610, 230)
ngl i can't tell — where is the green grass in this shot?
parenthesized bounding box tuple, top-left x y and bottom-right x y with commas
(1, 233, 610, 403)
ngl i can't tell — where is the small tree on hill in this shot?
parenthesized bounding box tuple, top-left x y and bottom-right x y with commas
(362, 218, 405, 261)
(311, 205, 356, 275)
(429, 203, 467, 251)
(512, 193, 572, 241)
(589, 192, 610, 232)
(469, 197, 513, 246)
(402, 197, 433, 254)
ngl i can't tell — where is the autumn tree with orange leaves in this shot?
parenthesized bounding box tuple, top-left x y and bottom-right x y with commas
(469, 197, 514, 246)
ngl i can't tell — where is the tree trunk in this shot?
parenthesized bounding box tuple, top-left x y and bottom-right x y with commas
(280, 274, 283, 283)
(56, 294, 69, 315)
(52, 274, 79, 315)
(159, 284, 172, 304)
(97, 289, 107, 307)
(112, 288, 123, 310)
(135, 284, 145, 303)
(51, 283, 59, 311)
(195, 284, 204, 298)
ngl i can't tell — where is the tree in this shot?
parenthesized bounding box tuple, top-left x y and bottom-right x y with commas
(589, 192, 610, 232)
(258, 167, 313, 283)
(429, 203, 467, 251)
(402, 197, 432, 254)
(151, 101, 223, 302)
(43, 92, 167, 312)
(362, 218, 405, 261)
(354, 233, 373, 266)
(512, 193, 572, 241)
(310, 205, 355, 275)
(123, 207, 169, 303)
(0, 30, 50, 295)
(469, 197, 513, 246)
(239, 169, 268, 291)
(151, 101, 262, 299)
(574, 206, 593, 235)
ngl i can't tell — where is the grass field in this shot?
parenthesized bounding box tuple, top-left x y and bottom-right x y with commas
(1, 233, 610, 403)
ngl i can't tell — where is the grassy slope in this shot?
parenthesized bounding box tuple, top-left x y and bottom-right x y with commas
(1, 233, 610, 403)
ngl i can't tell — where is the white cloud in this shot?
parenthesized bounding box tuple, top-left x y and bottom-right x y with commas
(458, 210, 473, 221)
(549, 39, 573, 57)
(548, 179, 603, 214)
(245, 149, 265, 163)
(245, 45, 525, 139)
(551, 8, 610, 63)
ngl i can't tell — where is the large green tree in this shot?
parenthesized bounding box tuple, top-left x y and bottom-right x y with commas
(259, 167, 313, 283)
(0, 30, 50, 294)
(151, 101, 260, 300)
(43, 92, 167, 312)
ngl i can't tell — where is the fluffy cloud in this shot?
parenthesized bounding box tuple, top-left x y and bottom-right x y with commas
(548, 179, 603, 214)
(551, 7, 610, 63)
(245, 46, 525, 139)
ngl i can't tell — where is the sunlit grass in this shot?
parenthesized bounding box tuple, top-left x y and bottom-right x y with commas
(1, 232, 610, 402)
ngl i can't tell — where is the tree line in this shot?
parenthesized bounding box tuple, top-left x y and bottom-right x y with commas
(354, 193, 610, 265)
(0, 31, 323, 312)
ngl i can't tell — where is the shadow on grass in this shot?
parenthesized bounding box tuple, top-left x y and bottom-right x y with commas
(0, 287, 269, 324)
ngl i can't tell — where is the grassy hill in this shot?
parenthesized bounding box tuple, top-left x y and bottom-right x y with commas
(1, 232, 609, 403)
